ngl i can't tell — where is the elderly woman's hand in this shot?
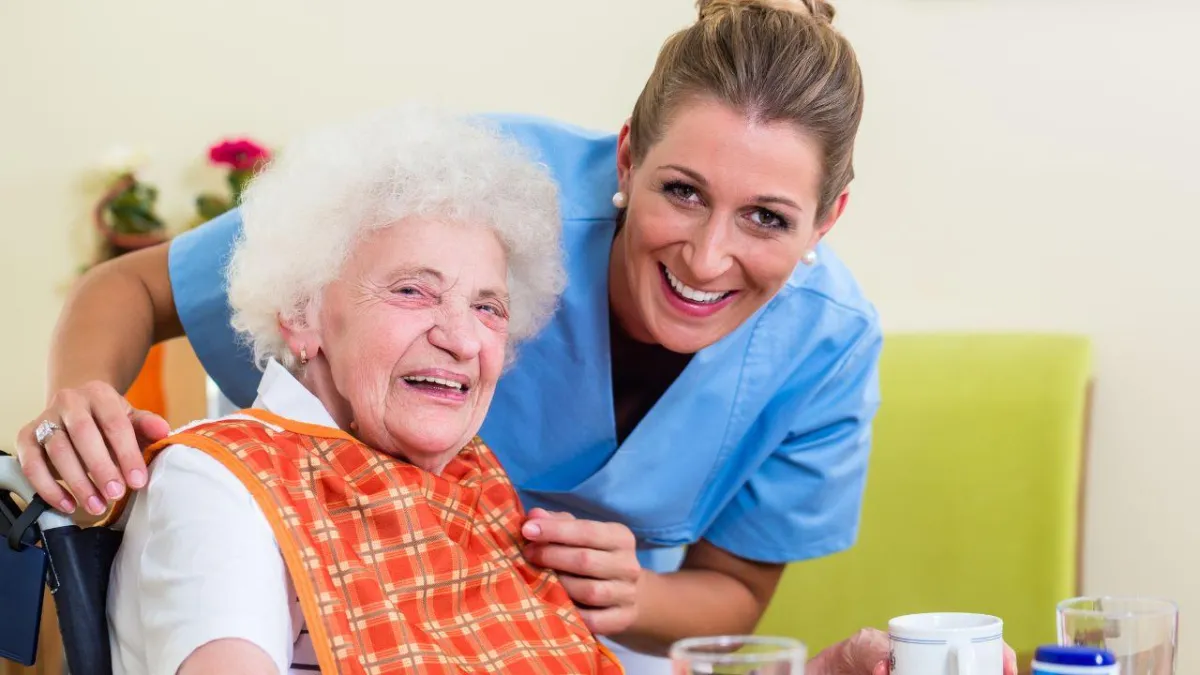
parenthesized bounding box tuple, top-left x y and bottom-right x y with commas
(806, 629, 889, 675)
(807, 629, 1020, 675)
(521, 508, 642, 635)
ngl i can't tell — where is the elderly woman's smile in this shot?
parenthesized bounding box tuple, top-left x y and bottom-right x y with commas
(293, 217, 510, 473)
(400, 372, 470, 398)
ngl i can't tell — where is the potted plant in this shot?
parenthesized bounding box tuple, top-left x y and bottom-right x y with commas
(194, 138, 271, 222)
(92, 148, 169, 415)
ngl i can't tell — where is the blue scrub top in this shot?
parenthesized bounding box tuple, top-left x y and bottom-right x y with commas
(169, 113, 883, 573)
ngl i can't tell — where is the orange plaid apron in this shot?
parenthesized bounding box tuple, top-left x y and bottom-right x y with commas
(135, 409, 624, 675)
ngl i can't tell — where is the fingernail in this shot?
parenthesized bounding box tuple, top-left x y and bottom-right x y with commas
(130, 469, 146, 488)
(522, 523, 541, 538)
(105, 480, 125, 499)
(86, 496, 105, 515)
(59, 499, 76, 514)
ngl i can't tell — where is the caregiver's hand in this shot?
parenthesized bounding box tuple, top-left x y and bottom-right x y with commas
(522, 508, 641, 635)
(15, 381, 170, 515)
(807, 629, 1019, 675)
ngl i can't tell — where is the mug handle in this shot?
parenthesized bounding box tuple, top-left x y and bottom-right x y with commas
(956, 643, 975, 675)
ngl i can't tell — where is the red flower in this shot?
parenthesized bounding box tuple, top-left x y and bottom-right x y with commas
(209, 139, 271, 171)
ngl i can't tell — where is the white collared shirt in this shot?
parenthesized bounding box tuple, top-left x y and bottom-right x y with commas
(108, 360, 329, 675)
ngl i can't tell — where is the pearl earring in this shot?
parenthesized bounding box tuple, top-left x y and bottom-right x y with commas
(801, 250, 818, 266)
(611, 191, 628, 209)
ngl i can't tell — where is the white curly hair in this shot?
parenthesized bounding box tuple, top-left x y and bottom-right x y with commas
(226, 104, 565, 371)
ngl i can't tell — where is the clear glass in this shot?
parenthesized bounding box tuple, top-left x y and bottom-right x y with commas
(669, 635, 806, 675)
(1057, 596, 1178, 675)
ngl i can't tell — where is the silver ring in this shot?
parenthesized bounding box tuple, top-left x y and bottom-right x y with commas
(34, 419, 63, 448)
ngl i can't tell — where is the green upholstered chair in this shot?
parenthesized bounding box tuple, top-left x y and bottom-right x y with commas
(756, 333, 1093, 668)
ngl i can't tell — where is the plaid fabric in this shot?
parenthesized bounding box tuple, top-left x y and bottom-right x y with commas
(143, 409, 623, 675)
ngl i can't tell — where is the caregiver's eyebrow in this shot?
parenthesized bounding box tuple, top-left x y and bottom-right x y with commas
(660, 163, 803, 212)
(660, 164, 708, 186)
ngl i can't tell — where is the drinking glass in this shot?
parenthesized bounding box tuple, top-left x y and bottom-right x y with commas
(669, 635, 806, 675)
(1057, 596, 1178, 675)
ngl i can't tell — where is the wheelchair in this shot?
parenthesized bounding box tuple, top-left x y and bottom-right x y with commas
(1, 454, 121, 675)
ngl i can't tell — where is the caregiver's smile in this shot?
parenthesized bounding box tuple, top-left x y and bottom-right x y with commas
(612, 99, 832, 353)
(659, 262, 737, 317)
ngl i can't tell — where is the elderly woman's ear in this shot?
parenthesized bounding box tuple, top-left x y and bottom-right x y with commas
(277, 315, 321, 369)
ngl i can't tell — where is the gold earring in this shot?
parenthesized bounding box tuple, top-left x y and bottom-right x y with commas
(299, 346, 308, 365)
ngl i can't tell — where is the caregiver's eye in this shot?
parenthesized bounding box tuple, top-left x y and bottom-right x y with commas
(748, 207, 791, 231)
(662, 180, 702, 205)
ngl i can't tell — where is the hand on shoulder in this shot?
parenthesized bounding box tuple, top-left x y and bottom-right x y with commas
(15, 381, 169, 515)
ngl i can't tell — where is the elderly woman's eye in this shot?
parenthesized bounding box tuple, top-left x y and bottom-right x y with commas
(477, 303, 507, 318)
(394, 285, 422, 296)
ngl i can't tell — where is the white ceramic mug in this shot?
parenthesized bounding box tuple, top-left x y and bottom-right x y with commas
(889, 613, 1004, 675)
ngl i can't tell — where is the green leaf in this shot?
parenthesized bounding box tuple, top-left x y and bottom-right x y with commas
(196, 194, 233, 220)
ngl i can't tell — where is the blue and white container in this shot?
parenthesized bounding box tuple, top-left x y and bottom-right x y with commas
(1032, 645, 1119, 675)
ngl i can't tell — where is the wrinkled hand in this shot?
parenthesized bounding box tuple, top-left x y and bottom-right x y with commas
(808, 628, 1019, 675)
(521, 508, 642, 635)
(806, 628, 890, 675)
(15, 381, 170, 515)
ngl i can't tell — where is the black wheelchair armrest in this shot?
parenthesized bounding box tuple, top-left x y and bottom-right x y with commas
(43, 526, 123, 675)
(2, 454, 122, 675)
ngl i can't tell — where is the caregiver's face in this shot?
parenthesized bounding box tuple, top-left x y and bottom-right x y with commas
(613, 99, 844, 354)
(317, 218, 509, 471)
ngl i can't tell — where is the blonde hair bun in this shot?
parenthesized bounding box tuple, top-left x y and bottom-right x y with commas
(697, 0, 836, 23)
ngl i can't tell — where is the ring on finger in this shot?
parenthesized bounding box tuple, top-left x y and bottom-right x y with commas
(34, 420, 64, 448)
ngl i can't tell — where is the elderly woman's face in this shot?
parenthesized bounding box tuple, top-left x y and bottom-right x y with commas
(310, 218, 509, 469)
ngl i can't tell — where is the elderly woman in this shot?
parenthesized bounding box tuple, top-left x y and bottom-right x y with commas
(103, 106, 621, 675)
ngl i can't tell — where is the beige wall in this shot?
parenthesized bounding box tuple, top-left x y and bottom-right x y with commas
(2, 0, 1197, 669)
(0, 0, 693, 435)
(836, 3, 1200, 670)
